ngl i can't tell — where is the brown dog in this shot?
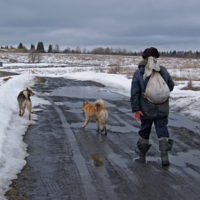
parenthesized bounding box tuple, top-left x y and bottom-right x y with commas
(82, 99, 108, 135)
(17, 88, 34, 120)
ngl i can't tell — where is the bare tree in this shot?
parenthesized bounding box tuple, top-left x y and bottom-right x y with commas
(63, 47, 71, 53)
(91, 47, 105, 54)
(76, 46, 81, 53)
(56, 44, 60, 52)
(82, 48, 87, 54)
(122, 48, 127, 55)
(115, 48, 122, 55)
(28, 51, 42, 63)
(105, 47, 111, 55)
(53, 44, 60, 53)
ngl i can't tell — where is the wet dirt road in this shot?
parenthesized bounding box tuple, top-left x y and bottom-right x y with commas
(10, 77, 200, 200)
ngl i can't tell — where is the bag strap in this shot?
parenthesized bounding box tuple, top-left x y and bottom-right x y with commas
(139, 72, 146, 93)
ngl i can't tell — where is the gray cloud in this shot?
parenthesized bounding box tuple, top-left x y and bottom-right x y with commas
(1, 0, 200, 51)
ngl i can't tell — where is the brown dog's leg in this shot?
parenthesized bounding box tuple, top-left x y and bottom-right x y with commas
(28, 110, 31, 120)
(99, 120, 107, 135)
(18, 104, 22, 116)
(21, 108, 25, 116)
(96, 120, 100, 132)
(82, 118, 89, 128)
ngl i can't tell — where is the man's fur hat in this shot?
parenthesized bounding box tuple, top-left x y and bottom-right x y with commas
(142, 47, 160, 59)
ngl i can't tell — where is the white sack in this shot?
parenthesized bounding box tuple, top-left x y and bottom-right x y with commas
(144, 71, 170, 104)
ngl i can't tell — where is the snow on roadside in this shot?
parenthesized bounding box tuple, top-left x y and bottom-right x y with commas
(0, 74, 49, 199)
(169, 83, 200, 122)
(64, 71, 132, 97)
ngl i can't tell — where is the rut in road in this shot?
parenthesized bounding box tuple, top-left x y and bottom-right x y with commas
(8, 77, 200, 200)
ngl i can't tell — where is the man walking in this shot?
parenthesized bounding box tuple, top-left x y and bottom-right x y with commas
(131, 47, 174, 166)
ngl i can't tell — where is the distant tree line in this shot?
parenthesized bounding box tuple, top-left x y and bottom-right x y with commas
(160, 50, 200, 58)
(17, 42, 45, 52)
(1, 45, 9, 49)
(1, 43, 200, 59)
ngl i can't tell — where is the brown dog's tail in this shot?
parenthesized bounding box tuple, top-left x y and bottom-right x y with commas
(94, 99, 108, 123)
(94, 99, 106, 111)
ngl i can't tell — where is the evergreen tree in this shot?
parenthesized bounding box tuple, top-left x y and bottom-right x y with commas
(18, 43, 23, 49)
(48, 44, 52, 53)
(30, 44, 35, 50)
(36, 42, 45, 52)
(196, 51, 199, 58)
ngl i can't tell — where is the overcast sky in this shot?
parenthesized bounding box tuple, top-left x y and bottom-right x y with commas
(1, 0, 200, 52)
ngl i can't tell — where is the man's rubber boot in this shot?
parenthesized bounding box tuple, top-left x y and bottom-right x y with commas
(135, 138, 151, 163)
(159, 139, 173, 166)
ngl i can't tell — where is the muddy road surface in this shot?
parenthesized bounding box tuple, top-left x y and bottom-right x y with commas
(8, 77, 200, 200)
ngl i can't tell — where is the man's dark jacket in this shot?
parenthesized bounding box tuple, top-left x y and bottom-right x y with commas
(131, 61, 174, 119)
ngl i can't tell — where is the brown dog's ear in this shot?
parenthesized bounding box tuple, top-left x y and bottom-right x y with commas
(86, 101, 88, 104)
(83, 102, 85, 105)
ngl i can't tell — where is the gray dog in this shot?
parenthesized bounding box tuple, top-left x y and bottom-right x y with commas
(17, 88, 34, 120)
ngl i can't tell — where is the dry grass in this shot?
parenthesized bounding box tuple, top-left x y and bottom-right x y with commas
(3, 77, 12, 82)
(160, 57, 200, 70)
(70, 68, 87, 73)
(107, 65, 136, 79)
(5, 180, 23, 200)
(108, 65, 121, 74)
(171, 76, 189, 81)
(5, 164, 31, 200)
(94, 66, 105, 73)
(0, 49, 27, 53)
(181, 80, 200, 91)
(176, 62, 199, 69)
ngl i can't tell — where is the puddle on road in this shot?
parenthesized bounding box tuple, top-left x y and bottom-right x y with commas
(168, 113, 200, 134)
(51, 86, 123, 100)
(91, 153, 104, 167)
(143, 150, 200, 167)
(108, 154, 127, 168)
(169, 150, 200, 167)
(60, 100, 138, 133)
(63, 101, 83, 107)
(51, 85, 200, 168)
(117, 107, 132, 113)
(70, 122, 137, 133)
(71, 122, 97, 130)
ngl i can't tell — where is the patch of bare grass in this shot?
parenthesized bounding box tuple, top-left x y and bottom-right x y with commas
(71, 68, 87, 73)
(5, 164, 31, 200)
(108, 65, 121, 74)
(179, 62, 199, 69)
(181, 80, 200, 91)
(3, 77, 12, 82)
(171, 76, 188, 81)
(94, 66, 105, 73)
(89, 81, 105, 87)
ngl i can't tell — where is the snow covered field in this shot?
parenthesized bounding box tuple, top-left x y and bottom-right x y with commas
(0, 51, 200, 199)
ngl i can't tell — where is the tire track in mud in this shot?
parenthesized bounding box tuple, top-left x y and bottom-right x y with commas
(70, 97, 200, 200)
(8, 102, 88, 200)
(45, 96, 98, 200)
(73, 129, 146, 200)
(45, 96, 148, 200)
